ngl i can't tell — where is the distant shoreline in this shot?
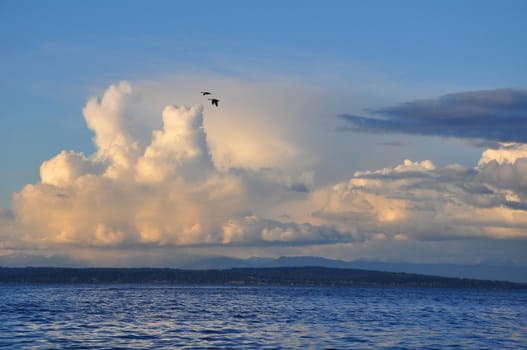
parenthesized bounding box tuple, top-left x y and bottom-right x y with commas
(1, 266, 525, 290)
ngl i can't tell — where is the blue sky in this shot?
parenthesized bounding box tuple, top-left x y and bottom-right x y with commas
(2, 0, 526, 207)
(1, 1, 527, 273)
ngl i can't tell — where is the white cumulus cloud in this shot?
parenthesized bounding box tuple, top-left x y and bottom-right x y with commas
(7, 81, 335, 252)
(310, 145, 527, 241)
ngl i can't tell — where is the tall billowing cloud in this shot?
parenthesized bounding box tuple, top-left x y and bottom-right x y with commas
(338, 88, 527, 143)
(136, 104, 213, 183)
(83, 81, 140, 179)
(7, 81, 346, 252)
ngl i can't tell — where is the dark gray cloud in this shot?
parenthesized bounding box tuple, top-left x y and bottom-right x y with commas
(377, 140, 405, 147)
(338, 88, 527, 142)
(0, 208, 15, 221)
(289, 182, 310, 193)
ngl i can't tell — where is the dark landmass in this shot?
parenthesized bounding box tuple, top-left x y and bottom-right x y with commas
(1, 266, 526, 290)
(181, 256, 527, 283)
(3, 254, 525, 283)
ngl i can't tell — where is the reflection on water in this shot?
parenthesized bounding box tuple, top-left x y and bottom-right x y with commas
(1, 285, 526, 349)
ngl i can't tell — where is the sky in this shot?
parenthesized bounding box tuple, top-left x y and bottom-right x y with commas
(1, 1, 527, 273)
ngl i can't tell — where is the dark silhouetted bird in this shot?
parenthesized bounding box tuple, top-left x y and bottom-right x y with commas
(201, 91, 211, 96)
(208, 98, 219, 107)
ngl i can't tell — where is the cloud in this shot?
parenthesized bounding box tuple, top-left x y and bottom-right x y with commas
(338, 88, 527, 142)
(136, 104, 214, 183)
(310, 146, 527, 241)
(377, 140, 405, 147)
(40, 150, 104, 186)
(221, 215, 352, 245)
(83, 81, 141, 179)
(0, 208, 16, 246)
(3, 80, 527, 267)
(7, 81, 338, 252)
(477, 144, 527, 199)
(131, 76, 321, 174)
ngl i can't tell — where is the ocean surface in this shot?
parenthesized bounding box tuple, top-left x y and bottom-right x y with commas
(0, 285, 526, 349)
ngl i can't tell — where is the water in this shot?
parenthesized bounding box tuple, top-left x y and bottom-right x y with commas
(1, 285, 526, 349)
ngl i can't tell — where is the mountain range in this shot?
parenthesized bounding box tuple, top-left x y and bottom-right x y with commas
(181, 256, 527, 283)
(1, 254, 524, 283)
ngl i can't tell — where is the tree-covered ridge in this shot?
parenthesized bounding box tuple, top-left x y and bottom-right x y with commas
(1, 267, 525, 290)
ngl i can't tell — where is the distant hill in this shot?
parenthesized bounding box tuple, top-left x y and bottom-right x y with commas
(1, 254, 525, 283)
(181, 256, 527, 283)
(2, 266, 525, 290)
(181, 256, 355, 270)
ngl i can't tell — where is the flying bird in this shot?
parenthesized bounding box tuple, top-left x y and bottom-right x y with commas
(208, 98, 220, 107)
(200, 91, 211, 96)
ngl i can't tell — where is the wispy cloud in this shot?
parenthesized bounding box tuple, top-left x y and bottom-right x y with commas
(338, 88, 527, 142)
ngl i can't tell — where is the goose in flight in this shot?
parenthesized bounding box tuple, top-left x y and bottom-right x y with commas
(200, 91, 211, 96)
(208, 98, 220, 107)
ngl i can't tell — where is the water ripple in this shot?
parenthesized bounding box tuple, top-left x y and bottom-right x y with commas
(0, 285, 526, 349)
